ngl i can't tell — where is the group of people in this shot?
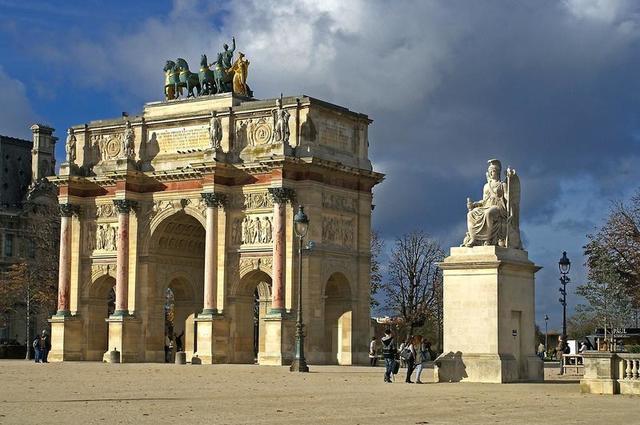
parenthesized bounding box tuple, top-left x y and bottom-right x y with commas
(370, 330, 436, 384)
(32, 330, 51, 363)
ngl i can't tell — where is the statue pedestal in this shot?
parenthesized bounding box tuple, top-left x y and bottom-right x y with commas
(59, 161, 79, 176)
(48, 315, 83, 361)
(436, 246, 543, 383)
(193, 313, 230, 364)
(103, 315, 142, 363)
(259, 313, 295, 365)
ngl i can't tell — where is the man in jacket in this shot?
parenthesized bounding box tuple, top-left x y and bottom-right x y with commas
(381, 329, 397, 383)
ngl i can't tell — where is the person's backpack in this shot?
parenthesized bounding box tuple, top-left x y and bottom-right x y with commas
(400, 346, 414, 361)
(421, 348, 431, 362)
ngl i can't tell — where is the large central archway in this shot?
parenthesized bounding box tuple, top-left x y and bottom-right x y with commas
(147, 211, 205, 362)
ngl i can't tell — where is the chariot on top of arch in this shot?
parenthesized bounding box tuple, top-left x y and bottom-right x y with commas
(164, 36, 253, 100)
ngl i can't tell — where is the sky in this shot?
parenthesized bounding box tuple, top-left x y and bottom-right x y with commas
(1, 0, 640, 332)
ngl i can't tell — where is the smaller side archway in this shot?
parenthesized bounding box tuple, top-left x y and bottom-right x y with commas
(323, 272, 353, 365)
(85, 275, 116, 361)
(229, 269, 272, 363)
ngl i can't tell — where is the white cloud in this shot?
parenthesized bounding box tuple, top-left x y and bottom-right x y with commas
(0, 66, 38, 139)
(564, 0, 631, 23)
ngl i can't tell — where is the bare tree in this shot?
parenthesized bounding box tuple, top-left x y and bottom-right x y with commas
(370, 230, 384, 310)
(381, 230, 444, 336)
(586, 191, 640, 306)
(0, 192, 58, 359)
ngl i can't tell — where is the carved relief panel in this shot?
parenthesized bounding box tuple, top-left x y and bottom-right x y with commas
(231, 214, 274, 246)
(322, 192, 357, 213)
(322, 215, 355, 249)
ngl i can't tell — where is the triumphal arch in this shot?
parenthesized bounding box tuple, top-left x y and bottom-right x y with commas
(48, 50, 382, 364)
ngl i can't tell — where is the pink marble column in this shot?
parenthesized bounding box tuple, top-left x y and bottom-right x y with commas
(267, 188, 294, 314)
(113, 199, 136, 316)
(201, 193, 226, 315)
(56, 204, 75, 316)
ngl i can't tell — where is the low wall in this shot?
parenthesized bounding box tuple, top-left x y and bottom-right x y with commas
(580, 352, 640, 395)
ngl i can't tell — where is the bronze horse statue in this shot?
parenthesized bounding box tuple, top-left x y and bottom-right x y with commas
(175, 58, 201, 98)
(163, 60, 182, 100)
(199, 54, 217, 95)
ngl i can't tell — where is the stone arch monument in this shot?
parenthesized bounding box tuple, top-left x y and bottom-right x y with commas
(47, 90, 383, 365)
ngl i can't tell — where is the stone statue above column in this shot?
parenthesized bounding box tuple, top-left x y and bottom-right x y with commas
(65, 128, 77, 164)
(462, 159, 522, 249)
(208, 111, 223, 152)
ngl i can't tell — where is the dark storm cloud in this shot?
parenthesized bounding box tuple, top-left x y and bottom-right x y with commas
(2, 0, 640, 327)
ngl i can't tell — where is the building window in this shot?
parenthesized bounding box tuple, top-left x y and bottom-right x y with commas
(4, 234, 14, 257)
(26, 239, 36, 259)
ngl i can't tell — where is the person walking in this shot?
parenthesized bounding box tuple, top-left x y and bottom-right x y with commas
(414, 338, 432, 384)
(381, 329, 396, 383)
(537, 342, 546, 360)
(39, 330, 51, 363)
(369, 336, 378, 367)
(398, 340, 406, 368)
(32, 336, 41, 363)
(402, 336, 417, 383)
(556, 336, 567, 374)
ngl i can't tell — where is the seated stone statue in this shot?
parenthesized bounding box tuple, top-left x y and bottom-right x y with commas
(462, 159, 522, 249)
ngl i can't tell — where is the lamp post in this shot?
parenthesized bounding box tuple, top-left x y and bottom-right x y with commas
(544, 314, 549, 356)
(558, 252, 571, 339)
(290, 205, 310, 372)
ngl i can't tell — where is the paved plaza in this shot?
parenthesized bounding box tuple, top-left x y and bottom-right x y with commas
(0, 361, 637, 424)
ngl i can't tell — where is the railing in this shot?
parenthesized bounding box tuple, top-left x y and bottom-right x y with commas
(619, 354, 640, 380)
(562, 354, 584, 375)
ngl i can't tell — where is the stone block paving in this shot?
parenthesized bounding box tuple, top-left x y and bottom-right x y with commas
(0, 361, 637, 424)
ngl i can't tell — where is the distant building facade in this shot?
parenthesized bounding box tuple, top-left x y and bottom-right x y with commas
(0, 126, 58, 346)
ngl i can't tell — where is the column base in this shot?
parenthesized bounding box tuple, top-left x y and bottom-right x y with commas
(436, 352, 524, 383)
(259, 315, 295, 365)
(290, 358, 309, 372)
(55, 310, 72, 317)
(193, 314, 229, 364)
(103, 315, 142, 363)
(48, 315, 83, 361)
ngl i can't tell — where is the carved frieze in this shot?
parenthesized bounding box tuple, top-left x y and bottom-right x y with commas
(229, 192, 273, 211)
(322, 216, 355, 248)
(91, 263, 115, 280)
(91, 133, 124, 162)
(322, 193, 357, 213)
(239, 256, 273, 277)
(231, 214, 273, 245)
(96, 203, 117, 219)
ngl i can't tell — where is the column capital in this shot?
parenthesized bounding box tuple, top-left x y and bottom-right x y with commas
(113, 199, 137, 214)
(201, 192, 227, 208)
(58, 203, 80, 217)
(268, 187, 295, 204)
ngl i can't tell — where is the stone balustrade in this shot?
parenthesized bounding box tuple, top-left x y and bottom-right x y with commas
(581, 351, 640, 395)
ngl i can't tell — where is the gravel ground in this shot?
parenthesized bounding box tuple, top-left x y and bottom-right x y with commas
(0, 360, 637, 425)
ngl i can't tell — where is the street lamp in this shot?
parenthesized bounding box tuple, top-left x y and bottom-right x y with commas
(290, 205, 310, 372)
(544, 314, 549, 357)
(558, 251, 571, 338)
